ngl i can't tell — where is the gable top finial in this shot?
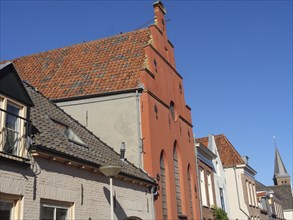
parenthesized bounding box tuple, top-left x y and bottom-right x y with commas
(153, 1, 166, 14)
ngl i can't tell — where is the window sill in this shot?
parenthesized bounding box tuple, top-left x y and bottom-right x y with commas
(0, 151, 30, 165)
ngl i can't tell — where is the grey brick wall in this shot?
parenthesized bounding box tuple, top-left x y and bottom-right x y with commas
(0, 157, 152, 220)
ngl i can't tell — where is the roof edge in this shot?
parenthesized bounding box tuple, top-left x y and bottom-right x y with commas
(53, 88, 144, 103)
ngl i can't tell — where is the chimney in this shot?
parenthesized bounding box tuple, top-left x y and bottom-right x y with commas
(120, 142, 126, 160)
(153, 1, 167, 34)
(241, 156, 249, 165)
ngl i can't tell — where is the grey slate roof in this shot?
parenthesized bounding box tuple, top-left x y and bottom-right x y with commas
(274, 147, 290, 178)
(26, 82, 155, 184)
(256, 181, 293, 210)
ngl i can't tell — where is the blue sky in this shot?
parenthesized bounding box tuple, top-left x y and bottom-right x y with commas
(1, 0, 292, 186)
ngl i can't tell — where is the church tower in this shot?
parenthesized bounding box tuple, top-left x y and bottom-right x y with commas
(273, 147, 291, 186)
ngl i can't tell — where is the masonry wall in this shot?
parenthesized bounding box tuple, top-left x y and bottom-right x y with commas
(0, 157, 152, 220)
(197, 160, 216, 220)
(57, 93, 142, 167)
(225, 168, 250, 219)
(210, 145, 230, 218)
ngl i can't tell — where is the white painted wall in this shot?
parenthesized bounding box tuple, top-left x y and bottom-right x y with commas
(284, 210, 293, 220)
(57, 92, 142, 167)
(0, 157, 153, 220)
(225, 167, 250, 219)
(207, 135, 231, 217)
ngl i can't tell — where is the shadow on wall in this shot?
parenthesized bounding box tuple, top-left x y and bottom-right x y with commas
(103, 186, 127, 219)
(102, 186, 143, 220)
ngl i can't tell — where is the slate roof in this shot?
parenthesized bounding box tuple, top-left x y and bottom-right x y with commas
(255, 181, 293, 210)
(26, 82, 155, 184)
(13, 28, 151, 100)
(196, 134, 244, 167)
(274, 147, 290, 178)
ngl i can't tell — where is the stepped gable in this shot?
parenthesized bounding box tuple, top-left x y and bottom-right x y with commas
(13, 28, 151, 100)
(25, 81, 155, 184)
(196, 134, 244, 167)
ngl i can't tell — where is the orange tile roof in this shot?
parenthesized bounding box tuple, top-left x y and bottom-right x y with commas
(12, 28, 151, 100)
(195, 137, 208, 148)
(196, 134, 244, 167)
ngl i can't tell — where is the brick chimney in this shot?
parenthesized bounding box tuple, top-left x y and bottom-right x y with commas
(153, 1, 167, 34)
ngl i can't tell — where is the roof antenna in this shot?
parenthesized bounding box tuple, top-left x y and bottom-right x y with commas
(86, 110, 88, 127)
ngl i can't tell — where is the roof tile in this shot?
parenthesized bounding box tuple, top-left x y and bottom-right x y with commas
(13, 29, 151, 100)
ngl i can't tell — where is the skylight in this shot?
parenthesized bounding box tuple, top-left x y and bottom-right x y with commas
(51, 119, 86, 146)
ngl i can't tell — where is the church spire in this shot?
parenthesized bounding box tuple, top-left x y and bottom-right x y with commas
(273, 139, 291, 186)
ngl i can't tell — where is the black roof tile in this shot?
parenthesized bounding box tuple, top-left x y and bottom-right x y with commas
(26, 82, 155, 184)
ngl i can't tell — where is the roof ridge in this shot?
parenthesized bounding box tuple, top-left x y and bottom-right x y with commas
(12, 28, 149, 61)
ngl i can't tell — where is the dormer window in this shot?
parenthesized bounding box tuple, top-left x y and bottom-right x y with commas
(0, 97, 27, 158)
(52, 119, 86, 146)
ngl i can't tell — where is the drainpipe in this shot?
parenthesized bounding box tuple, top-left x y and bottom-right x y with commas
(136, 90, 143, 169)
(233, 166, 251, 219)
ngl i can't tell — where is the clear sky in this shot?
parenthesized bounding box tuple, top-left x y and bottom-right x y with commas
(1, 0, 292, 186)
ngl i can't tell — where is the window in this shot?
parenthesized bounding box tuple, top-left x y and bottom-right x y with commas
(41, 201, 72, 220)
(219, 188, 225, 211)
(160, 153, 168, 220)
(4, 103, 21, 155)
(0, 201, 13, 220)
(173, 145, 182, 215)
(249, 182, 255, 206)
(246, 181, 252, 205)
(0, 97, 27, 158)
(0, 194, 22, 220)
(187, 165, 194, 219)
(207, 172, 214, 207)
(51, 119, 85, 146)
(252, 184, 257, 207)
(169, 101, 177, 121)
(199, 168, 207, 206)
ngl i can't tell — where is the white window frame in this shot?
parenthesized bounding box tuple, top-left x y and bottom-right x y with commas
(252, 184, 257, 207)
(199, 168, 207, 207)
(207, 172, 214, 207)
(0, 96, 27, 158)
(41, 199, 73, 220)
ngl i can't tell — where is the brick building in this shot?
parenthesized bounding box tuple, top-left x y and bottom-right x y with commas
(197, 134, 260, 219)
(0, 62, 156, 220)
(10, 1, 200, 219)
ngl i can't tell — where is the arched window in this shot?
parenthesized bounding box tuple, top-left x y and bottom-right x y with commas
(188, 165, 194, 219)
(169, 101, 176, 120)
(173, 144, 182, 215)
(160, 152, 168, 220)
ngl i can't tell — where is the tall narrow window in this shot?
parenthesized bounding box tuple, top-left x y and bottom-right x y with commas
(169, 101, 176, 121)
(246, 181, 251, 205)
(207, 172, 214, 207)
(219, 188, 225, 211)
(252, 184, 257, 207)
(4, 103, 21, 156)
(187, 165, 194, 219)
(160, 153, 168, 220)
(249, 182, 254, 206)
(173, 146, 182, 215)
(200, 168, 207, 206)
